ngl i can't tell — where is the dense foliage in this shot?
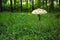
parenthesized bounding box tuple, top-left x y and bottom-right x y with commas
(0, 0, 60, 12)
(0, 12, 60, 40)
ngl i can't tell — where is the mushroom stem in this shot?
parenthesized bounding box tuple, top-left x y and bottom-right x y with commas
(37, 14, 40, 21)
(37, 14, 40, 32)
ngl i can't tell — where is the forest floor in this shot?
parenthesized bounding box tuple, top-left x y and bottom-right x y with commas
(0, 12, 60, 40)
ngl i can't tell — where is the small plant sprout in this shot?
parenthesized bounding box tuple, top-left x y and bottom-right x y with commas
(32, 8, 47, 32)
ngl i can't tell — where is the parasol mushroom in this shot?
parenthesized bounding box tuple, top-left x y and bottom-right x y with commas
(32, 8, 47, 32)
(32, 8, 47, 21)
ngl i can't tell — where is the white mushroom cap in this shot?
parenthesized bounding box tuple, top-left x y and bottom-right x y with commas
(32, 8, 47, 14)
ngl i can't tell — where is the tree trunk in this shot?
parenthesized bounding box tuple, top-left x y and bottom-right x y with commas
(20, 0, 22, 12)
(50, 0, 54, 10)
(14, 0, 16, 10)
(46, 0, 47, 8)
(43, 0, 44, 8)
(26, 0, 28, 11)
(59, 0, 60, 7)
(10, 0, 13, 12)
(0, 0, 2, 12)
(32, 0, 34, 10)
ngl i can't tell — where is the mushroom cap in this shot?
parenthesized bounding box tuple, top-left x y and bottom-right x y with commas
(32, 8, 47, 14)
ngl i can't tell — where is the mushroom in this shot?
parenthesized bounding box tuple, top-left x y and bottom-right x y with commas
(32, 8, 47, 32)
(32, 8, 47, 21)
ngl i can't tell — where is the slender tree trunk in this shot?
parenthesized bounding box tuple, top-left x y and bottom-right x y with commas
(38, 0, 41, 8)
(46, 0, 47, 8)
(10, 0, 13, 12)
(50, 0, 54, 10)
(26, 0, 28, 11)
(20, 0, 22, 12)
(43, 0, 44, 8)
(0, 0, 2, 12)
(46, 0, 48, 10)
(59, 0, 60, 7)
(14, 0, 16, 10)
(32, 0, 34, 10)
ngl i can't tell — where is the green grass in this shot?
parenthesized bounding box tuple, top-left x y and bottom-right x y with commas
(0, 12, 60, 40)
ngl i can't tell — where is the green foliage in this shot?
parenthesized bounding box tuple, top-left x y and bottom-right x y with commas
(0, 12, 60, 40)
